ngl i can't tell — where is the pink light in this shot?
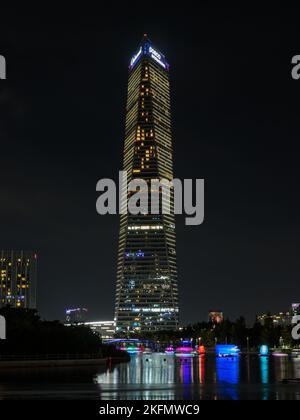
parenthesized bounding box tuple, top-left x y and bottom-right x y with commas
(176, 347, 193, 352)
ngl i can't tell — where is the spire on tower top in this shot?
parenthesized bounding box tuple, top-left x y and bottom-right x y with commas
(141, 33, 150, 45)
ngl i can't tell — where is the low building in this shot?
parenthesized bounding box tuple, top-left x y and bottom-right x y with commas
(257, 304, 299, 327)
(257, 312, 290, 327)
(84, 321, 116, 339)
(65, 320, 116, 340)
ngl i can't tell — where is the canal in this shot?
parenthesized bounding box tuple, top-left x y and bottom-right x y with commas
(0, 354, 300, 400)
(96, 353, 300, 400)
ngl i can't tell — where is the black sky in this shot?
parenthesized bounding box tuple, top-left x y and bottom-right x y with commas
(0, 5, 300, 324)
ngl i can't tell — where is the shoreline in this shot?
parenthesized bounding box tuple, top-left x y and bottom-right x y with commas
(0, 357, 128, 369)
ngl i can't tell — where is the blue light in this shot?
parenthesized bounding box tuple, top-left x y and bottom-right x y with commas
(125, 251, 145, 258)
(260, 356, 269, 386)
(125, 252, 135, 258)
(216, 345, 241, 357)
(216, 357, 240, 400)
(130, 47, 142, 68)
(136, 251, 145, 258)
(129, 41, 169, 71)
(182, 340, 193, 346)
(182, 361, 193, 384)
(260, 345, 269, 356)
(147, 46, 169, 70)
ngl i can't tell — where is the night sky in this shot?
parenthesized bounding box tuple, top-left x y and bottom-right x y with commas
(0, 5, 300, 325)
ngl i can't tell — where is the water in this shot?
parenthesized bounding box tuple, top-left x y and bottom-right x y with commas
(0, 354, 300, 400)
(95, 354, 300, 400)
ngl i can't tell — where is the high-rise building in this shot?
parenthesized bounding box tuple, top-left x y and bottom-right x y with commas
(0, 251, 37, 309)
(115, 36, 179, 333)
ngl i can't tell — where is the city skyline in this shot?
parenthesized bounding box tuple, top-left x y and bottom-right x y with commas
(0, 7, 300, 324)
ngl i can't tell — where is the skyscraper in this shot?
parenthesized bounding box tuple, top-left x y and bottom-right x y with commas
(115, 36, 179, 333)
(0, 251, 37, 309)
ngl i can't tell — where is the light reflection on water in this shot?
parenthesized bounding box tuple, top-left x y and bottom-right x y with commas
(216, 357, 240, 400)
(95, 353, 300, 400)
(0, 354, 299, 400)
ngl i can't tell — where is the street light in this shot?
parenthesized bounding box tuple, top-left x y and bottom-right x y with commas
(279, 336, 284, 348)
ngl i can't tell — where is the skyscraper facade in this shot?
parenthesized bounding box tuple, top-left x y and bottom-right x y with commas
(115, 36, 179, 333)
(0, 251, 37, 309)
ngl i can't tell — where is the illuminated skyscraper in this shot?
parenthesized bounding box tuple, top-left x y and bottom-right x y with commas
(0, 251, 37, 309)
(115, 36, 179, 333)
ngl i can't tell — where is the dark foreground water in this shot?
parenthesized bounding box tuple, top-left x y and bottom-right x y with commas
(0, 354, 300, 400)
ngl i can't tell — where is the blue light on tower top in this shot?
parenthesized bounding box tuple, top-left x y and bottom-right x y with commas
(129, 35, 169, 71)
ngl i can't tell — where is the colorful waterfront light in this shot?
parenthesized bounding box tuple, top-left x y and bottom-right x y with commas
(165, 346, 175, 354)
(126, 346, 142, 354)
(260, 345, 269, 356)
(175, 346, 195, 356)
(176, 347, 193, 352)
(198, 345, 206, 355)
(216, 344, 240, 357)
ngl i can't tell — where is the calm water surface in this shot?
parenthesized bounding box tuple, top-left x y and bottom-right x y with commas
(95, 353, 300, 400)
(0, 354, 300, 400)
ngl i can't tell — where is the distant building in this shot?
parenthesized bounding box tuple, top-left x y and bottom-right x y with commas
(0, 251, 37, 309)
(209, 311, 224, 324)
(65, 307, 88, 324)
(65, 320, 116, 339)
(257, 304, 300, 326)
(291, 303, 300, 316)
(257, 312, 290, 327)
(84, 321, 116, 339)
